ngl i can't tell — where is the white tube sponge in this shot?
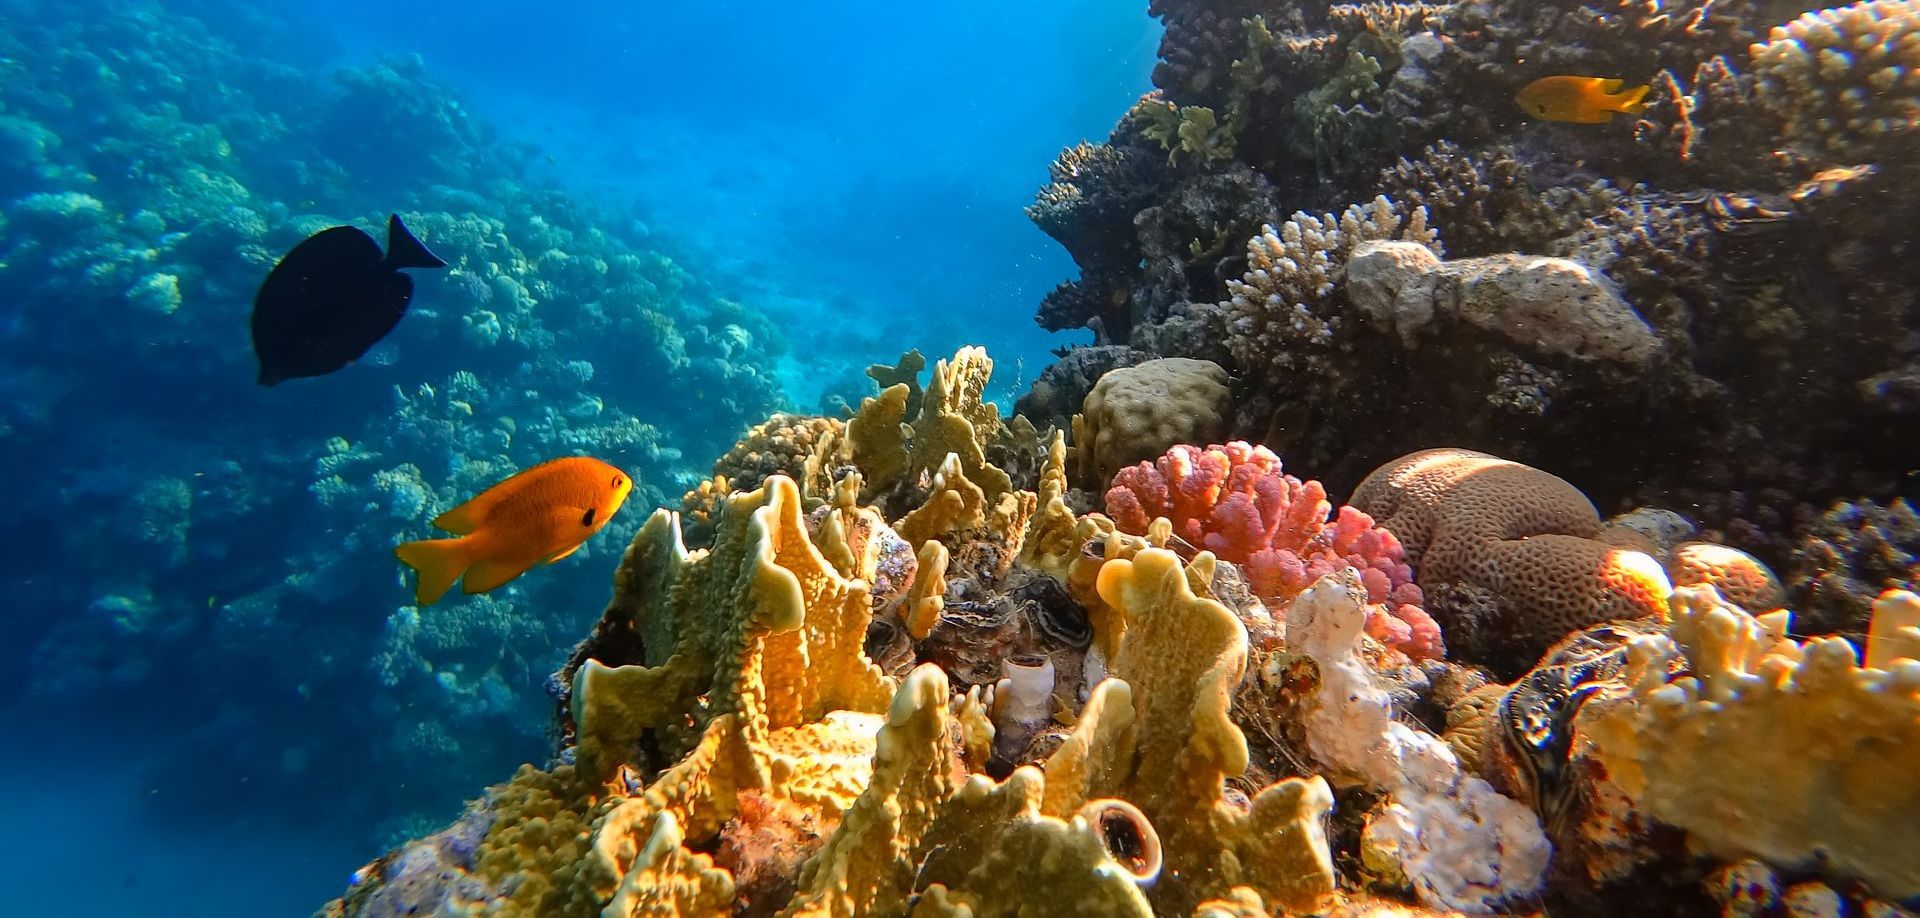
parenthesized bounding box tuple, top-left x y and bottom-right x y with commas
(1290, 569, 1551, 913)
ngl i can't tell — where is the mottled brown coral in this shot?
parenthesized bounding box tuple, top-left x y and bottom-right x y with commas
(1072, 356, 1231, 488)
(680, 413, 844, 544)
(1351, 448, 1672, 675)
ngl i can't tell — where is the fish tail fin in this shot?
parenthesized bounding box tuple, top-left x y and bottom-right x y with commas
(1617, 83, 1651, 115)
(395, 536, 470, 605)
(384, 214, 448, 270)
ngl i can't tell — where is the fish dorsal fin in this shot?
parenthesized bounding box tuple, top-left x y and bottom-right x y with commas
(431, 495, 490, 534)
(383, 214, 448, 271)
(1598, 78, 1625, 93)
(431, 458, 568, 533)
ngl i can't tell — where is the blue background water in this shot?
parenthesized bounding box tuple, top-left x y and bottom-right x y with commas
(0, 0, 1152, 912)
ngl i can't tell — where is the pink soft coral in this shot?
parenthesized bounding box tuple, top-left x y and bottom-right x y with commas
(1107, 441, 1443, 659)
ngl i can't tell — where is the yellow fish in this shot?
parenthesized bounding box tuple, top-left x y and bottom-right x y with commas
(1515, 76, 1650, 124)
(395, 456, 633, 605)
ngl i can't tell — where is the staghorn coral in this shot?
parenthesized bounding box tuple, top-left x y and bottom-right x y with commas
(1106, 442, 1440, 659)
(1577, 584, 1920, 900)
(1351, 448, 1671, 676)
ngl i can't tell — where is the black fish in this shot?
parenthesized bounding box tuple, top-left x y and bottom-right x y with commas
(251, 214, 447, 386)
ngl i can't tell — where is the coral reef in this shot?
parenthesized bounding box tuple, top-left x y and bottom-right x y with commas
(1020, 0, 1920, 552)
(1072, 356, 1231, 488)
(325, 339, 1920, 916)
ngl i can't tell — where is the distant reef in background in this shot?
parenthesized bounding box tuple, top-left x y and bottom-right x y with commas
(0, 0, 786, 840)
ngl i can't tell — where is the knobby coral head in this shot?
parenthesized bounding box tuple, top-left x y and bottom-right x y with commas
(1106, 441, 1441, 659)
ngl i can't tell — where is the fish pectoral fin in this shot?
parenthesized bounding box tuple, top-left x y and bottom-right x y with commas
(462, 556, 532, 595)
(543, 542, 585, 565)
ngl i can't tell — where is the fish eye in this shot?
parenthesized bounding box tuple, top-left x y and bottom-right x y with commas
(612, 475, 624, 487)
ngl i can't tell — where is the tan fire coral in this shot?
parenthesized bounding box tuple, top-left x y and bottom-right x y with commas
(1350, 448, 1672, 668)
(1577, 584, 1920, 899)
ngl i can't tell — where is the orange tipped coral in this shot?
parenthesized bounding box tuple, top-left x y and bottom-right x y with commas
(1351, 448, 1671, 673)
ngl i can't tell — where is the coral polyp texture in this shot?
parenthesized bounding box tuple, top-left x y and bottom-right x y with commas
(1350, 448, 1672, 673)
(1105, 441, 1440, 659)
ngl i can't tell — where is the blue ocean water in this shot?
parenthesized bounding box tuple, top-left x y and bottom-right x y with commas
(0, 0, 1153, 911)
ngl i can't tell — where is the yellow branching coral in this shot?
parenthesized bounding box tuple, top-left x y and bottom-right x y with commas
(571, 476, 894, 781)
(1050, 547, 1340, 913)
(898, 452, 989, 546)
(1017, 430, 1080, 582)
(783, 665, 961, 916)
(1578, 584, 1920, 899)
(913, 769, 1157, 916)
(905, 540, 948, 640)
(845, 347, 1014, 506)
(606, 812, 736, 916)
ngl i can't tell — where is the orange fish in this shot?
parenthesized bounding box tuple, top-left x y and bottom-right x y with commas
(1515, 76, 1650, 124)
(395, 456, 633, 605)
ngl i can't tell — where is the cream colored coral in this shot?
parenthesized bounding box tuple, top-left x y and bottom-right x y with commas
(1750, 0, 1920, 162)
(1667, 541, 1785, 613)
(1578, 584, 1920, 899)
(1290, 569, 1549, 913)
(1867, 588, 1920, 668)
(1073, 357, 1230, 487)
(1224, 196, 1440, 375)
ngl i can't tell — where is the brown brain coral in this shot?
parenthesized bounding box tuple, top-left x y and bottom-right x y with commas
(1350, 448, 1671, 675)
(1073, 356, 1231, 487)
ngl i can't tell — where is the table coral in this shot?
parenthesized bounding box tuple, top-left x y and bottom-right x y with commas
(1106, 441, 1440, 659)
(1351, 448, 1671, 675)
(1577, 584, 1920, 900)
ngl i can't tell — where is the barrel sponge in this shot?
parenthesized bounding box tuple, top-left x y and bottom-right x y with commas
(1749, 0, 1920, 163)
(1351, 449, 1670, 668)
(1076, 357, 1230, 487)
